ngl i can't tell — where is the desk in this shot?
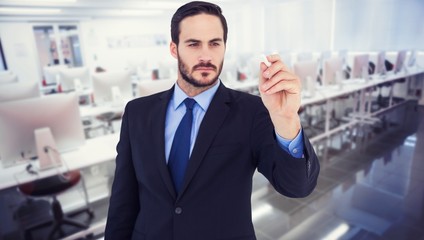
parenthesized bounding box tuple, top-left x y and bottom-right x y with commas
(310, 68, 424, 142)
(302, 69, 420, 106)
(79, 103, 125, 119)
(0, 133, 119, 191)
(79, 97, 134, 118)
(226, 68, 424, 144)
(225, 79, 259, 92)
(78, 80, 260, 118)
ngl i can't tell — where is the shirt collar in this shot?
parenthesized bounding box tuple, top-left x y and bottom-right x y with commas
(172, 80, 220, 111)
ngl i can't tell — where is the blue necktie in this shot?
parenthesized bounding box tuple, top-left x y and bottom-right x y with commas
(168, 98, 196, 193)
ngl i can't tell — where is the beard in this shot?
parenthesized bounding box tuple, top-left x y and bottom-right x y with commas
(177, 55, 223, 88)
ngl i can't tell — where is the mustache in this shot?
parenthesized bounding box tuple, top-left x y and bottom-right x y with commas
(193, 63, 217, 71)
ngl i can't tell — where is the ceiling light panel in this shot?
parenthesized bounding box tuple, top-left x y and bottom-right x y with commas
(0, 7, 62, 14)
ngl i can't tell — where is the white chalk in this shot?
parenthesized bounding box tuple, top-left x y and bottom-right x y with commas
(260, 54, 271, 67)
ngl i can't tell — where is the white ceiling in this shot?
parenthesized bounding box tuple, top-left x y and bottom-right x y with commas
(0, 0, 253, 22)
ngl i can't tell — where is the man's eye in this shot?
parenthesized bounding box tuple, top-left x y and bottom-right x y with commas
(188, 43, 199, 47)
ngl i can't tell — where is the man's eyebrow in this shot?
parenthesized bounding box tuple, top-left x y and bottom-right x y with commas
(183, 38, 223, 43)
(209, 38, 223, 43)
(184, 39, 201, 43)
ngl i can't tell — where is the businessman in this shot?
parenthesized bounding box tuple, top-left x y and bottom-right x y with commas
(105, 1, 319, 239)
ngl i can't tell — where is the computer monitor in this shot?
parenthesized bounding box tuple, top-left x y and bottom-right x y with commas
(0, 93, 85, 168)
(351, 54, 369, 79)
(323, 57, 343, 86)
(375, 51, 386, 75)
(0, 71, 18, 84)
(338, 50, 348, 65)
(58, 67, 91, 92)
(244, 55, 261, 79)
(0, 81, 40, 102)
(293, 60, 318, 94)
(297, 52, 313, 62)
(279, 52, 293, 70)
(394, 50, 407, 74)
(319, 51, 332, 69)
(220, 58, 238, 83)
(92, 70, 133, 105)
(137, 79, 175, 97)
(407, 50, 417, 68)
(43, 65, 68, 85)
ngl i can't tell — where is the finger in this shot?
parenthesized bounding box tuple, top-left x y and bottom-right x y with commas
(267, 54, 292, 72)
(259, 62, 270, 85)
(262, 62, 293, 81)
(261, 70, 301, 93)
(266, 54, 281, 63)
(263, 80, 301, 95)
(262, 64, 295, 80)
(259, 54, 294, 87)
(262, 61, 284, 79)
(260, 71, 299, 92)
(260, 68, 301, 88)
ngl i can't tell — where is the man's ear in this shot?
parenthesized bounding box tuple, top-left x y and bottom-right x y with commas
(170, 42, 178, 59)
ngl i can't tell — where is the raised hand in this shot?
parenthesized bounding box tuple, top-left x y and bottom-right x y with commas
(258, 54, 302, 139)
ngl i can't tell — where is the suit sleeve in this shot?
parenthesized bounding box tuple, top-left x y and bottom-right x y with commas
(253, 104, 320, 198)
(104, 103, 140, 239)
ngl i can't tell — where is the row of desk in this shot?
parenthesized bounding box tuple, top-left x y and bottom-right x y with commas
(301, 68, 423, 143)
(0, 67, 423, 191)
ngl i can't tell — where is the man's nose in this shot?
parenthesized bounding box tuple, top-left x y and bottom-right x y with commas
(198, 46, 212, 63)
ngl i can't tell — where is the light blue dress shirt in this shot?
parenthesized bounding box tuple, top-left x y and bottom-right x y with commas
(164, 81, 304, 162)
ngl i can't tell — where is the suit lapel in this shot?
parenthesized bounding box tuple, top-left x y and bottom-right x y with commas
(150, 88, 177, 200)
(178, 84, 232, 199)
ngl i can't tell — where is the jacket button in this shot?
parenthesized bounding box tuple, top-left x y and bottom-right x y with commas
(175, 207, 182, 215)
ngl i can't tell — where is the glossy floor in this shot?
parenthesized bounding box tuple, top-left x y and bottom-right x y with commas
(253, 101, 424, 240)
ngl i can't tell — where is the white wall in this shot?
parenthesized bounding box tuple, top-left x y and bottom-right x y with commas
(1, 0, 423, 82)
(334, 0, 424, 51)
(79, 16, 174, 73)
(224, 3, 266, 56)
(265, 0, 333, 52)
(78, 5, 264, 73)
(261, 0, 424, 53)
(0, 23, 40, 83)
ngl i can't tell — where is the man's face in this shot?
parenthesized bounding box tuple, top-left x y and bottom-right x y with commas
(170, 13, 225, 88)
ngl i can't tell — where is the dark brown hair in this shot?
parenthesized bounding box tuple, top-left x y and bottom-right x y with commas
(170, 1, 228, 45)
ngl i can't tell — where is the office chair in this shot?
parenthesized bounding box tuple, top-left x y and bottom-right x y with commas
(371, 83, 391, 111)
(17, 170, 94, 240)
(306, 99, 327, 133)
(13, 198, 51, 240)
(96, 111, 123, 134)
(298, 105, 319, 137)
(81, 111, 123, 138)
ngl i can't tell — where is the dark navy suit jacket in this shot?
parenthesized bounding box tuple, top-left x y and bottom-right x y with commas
(105, 83, 320, 240)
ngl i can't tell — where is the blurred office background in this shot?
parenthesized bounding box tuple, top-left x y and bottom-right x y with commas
(0, 0, 424, 239)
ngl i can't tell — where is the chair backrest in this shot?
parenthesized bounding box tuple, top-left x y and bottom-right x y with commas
(137, 79, 175, 97)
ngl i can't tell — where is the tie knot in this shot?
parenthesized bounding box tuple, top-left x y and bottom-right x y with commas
(184, 98, 196, 111)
